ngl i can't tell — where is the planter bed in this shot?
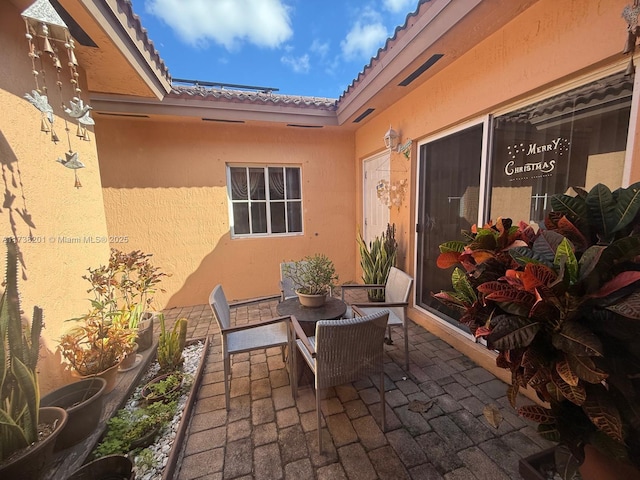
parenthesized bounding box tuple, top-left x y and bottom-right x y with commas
(43, 337, 209, 480)
(519, 447, 561, 480)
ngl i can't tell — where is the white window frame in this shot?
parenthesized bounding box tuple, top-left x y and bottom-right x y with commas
(226, 165, 303, 238)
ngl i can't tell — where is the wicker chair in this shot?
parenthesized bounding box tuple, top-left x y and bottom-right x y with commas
(341, 267, 414, 370)
(209, 285, 296, 410)
(280, 261, 299, 301)
(293, 310, 389, 452)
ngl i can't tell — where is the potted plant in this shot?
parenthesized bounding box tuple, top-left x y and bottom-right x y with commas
(357, 223, 397, 301)
(66, 454, 134, 480)
(0, 240, 68, 479)
(157, 314, 188, 374)
(433, 183, 640, 480)
(283, 254, 338, 307)
(141, 371, 184, 404)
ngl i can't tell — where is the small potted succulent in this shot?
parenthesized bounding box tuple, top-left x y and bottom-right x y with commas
(433, 183, 640, 479)
(283, 253, 338, 307)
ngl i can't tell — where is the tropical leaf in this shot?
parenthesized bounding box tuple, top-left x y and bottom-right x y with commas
(586, 184, 617, 241)
(482, 284, 536, 307)
(509, 247, 549, 267)
(439, 241, 466, 254)
(483, 404, 503, 429)
(518, 404, 555, 424)
(551, 321, 604, 357)
(551, 193, 589, 233)
(605, 291, 640, 319)
(522, 263, 558, 291)
(582, 386, 624, 443)
(538, 422, 561, 442)
(554, 238, 578, 284)
(451, 268, 476, 304)
(555, 215, 589, 252)
(566, 354, 608, 384)
(590, 271, 640, 300)
(584, 236, 640, 293)
(436, 251, 461, 269)
(487, 315, 540, 350)
(533, 230, 566, 264)
(578, 245, 606, 283)
(507, 383, 519, 409)
(554, 444, 581, 480)
(552, 370, 586, 406)
(611, 181, 640, 233)
(556, 357, 579, 387)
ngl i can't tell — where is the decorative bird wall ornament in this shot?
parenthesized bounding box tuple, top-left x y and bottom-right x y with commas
(56, 150, 84, 169)
(24, 90, 53, 123)
(65, 97, 94, 125)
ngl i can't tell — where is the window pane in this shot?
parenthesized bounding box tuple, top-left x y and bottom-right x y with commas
(287, 201, 302, 232)
(491, 72, 631, 224)
(232, 203, 249, 234)
(286, 168, 301, 199)
(251, 202, 267, 233)
(249, 168, 266, 200)
(230, 168, 248, 200)
(270, 202, 286, 233)
(269, 167, 285, 200)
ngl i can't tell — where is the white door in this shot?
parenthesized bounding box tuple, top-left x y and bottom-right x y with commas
(363, 151, 390, 245)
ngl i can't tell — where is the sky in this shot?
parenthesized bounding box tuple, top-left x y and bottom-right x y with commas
(129, 0, 419, 98)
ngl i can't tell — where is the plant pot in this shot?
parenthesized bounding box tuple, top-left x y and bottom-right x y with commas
(71, 361, 121, 394)
(40, 377, 107, 451)
(136, 313, 155, 352)
(118, 343, 140, 372)
(141, 372, 183, 404)
(519, 447, 553, 480)
(129, 424, 161, 449)
(297, 291, 327, 308)
(0, 406, 68, 480)
(66, 454, 134, 480)
(579, 444, 640, 480)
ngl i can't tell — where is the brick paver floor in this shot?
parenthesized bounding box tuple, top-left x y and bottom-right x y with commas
(163, 293, 552, 480)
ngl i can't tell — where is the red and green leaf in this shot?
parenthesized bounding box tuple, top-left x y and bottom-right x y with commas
(518, 404, 555, 424)
(551, 321, 604, 357)
(487, 315, 540, 350)
(566, 354, 608, 384)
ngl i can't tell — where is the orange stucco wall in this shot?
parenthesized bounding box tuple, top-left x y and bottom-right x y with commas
(0, 1, 111, 393)
(96, 116, 356, 307)
(352, 0, 638, 379)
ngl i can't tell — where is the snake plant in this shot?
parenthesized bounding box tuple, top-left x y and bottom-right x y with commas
(157, 314, 187, 373)
(357, 223, 397, 301)
(0, 239, 43, 462)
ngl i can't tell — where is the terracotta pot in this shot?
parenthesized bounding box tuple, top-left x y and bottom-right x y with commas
(579, 445, 640, 480)
(118, 342, 140, 372)
(41, 377, 107, 451)
(297, 291, 326, 308)
(0, 406, 68, 480)
(66, 454, 134, 480)
(71, 361, 121, 394)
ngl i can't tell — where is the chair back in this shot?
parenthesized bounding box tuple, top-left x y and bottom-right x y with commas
(384, 267, 413, 321)
(209, 285, 231, 330)
(280, 261, 304, 301)
(314, 310, 389, 389)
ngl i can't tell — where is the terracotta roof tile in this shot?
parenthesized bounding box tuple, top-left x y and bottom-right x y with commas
(118, 0, 171, 83)
(338, 0, 430, 102)
(170, 85, 338, 110)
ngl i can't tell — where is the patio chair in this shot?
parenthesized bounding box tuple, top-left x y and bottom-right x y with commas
(341, 267, 413, 370)
(280, 261, 299, 301)
(209, 285, 296, 410)
(293, 310, 389, 452)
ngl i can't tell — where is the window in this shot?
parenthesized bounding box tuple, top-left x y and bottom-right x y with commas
(227, 166, 302, 236)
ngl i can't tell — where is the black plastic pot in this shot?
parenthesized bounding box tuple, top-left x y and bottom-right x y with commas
(0, 406, 68, 480)
(136, 313, 155, 352)
(66, 454, 134, 480)
(41, 377, 107, 451)
(519, 447, 554, 480)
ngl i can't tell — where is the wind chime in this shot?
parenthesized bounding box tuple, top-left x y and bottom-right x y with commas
(623, 1, 640, 75)
(21, 0, 94, 188)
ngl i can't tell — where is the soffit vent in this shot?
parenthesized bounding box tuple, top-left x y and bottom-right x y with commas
(97, 112, 149, 118)
(353, 108, 375, 123)
(202, 118, 245, 123)
(50, 0, 97, 47)
(398, 54, 443, 87)
(286, 124, 323, 128)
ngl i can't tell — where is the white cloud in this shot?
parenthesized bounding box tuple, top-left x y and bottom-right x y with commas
(281, 54, 310, 74)
(310, 39, 330, 58)
(382, 0, 415, 14)
(144, 0, 293, 50)
(340, 19, 388, 61)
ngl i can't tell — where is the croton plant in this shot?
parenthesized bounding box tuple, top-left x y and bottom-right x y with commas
(433, 183, 640, 475)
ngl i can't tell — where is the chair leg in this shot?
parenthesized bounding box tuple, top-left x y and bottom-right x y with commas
(404, 323, 409, 371)
(316, 388, 323, 453)
(379, 371, 386, 431)
(224, 354, 231, 411)
(384, 325, 393, 345)
(290, 343, 297, 398)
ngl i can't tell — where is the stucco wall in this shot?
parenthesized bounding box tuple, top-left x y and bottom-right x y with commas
(96, 116, 356, 307)
(0, 1, 111, 393)
(352, 0, 637, 377)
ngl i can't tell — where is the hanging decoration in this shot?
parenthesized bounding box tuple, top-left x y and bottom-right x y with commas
(376, 178, 408, 210)
(21, 0, 94, 188)
(622, 1, 640, 75)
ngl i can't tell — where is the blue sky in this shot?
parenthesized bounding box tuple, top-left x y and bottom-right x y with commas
(130, 0, 418, 98)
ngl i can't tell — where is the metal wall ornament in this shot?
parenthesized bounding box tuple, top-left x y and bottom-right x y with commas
(21, 0, 94, 188)
(623, 1, 640, 74)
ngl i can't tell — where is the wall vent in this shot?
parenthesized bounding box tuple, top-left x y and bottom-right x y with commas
(202, 118, 245, 123)
(96, 112, 149, 118)
(353, 108, 375, 123)
(399, 54, 443, 87)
